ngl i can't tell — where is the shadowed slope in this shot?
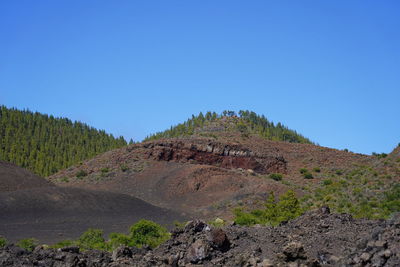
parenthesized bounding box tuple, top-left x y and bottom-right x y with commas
(0, 160, 54, 192)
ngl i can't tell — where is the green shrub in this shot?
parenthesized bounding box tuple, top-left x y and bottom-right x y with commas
(335, 170, 343, 176)
(17, 238, 38, 251)
(108, 233, 132, 250)
(208, 218, 225, 228)
(299, 168, 308, 174)
(269, 173, 283, 181)
(120, 164, 129, 172)
(322, 179, 333, 186)
(303, 173, 313, 179)
(313, 167, 321, 173)
(51, 239, 75, 249)
(129, 220, 170, 248)
(77, 228, 107, 251)
(59, 177, 69, 183)
(234, 190, 303, 226)
(76, 170, 87, 178)
(100, 167, 109, 174)
(0, 236, 7, 248)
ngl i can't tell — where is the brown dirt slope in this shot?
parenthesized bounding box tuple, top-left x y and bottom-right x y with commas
(0, 160, 54, 192)
(50, 136, 372, 219)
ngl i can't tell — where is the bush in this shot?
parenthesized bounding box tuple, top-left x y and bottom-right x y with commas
(313, 167, 321, 173)
(129, 220, 170, 248)
(77, 229, 107, 251)
(120, 164, 129, 172)
(100, 167, 109, 174)
(335, 170, 343, 176)
(299, 168, 308, 174)
(322, 179, 333, 186)
(109, 233, 132, 250)
(51, 240, 75, 249)
(303, 173, 313, 179)
(269, 173, 283, 181)
(0, 236, 7, 248)
(17, 238, 38, 251)
(234, 190, 304, 226)
(76, 170, 87, 178)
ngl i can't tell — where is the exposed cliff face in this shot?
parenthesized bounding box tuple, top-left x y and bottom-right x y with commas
(142, 140, 287, 175)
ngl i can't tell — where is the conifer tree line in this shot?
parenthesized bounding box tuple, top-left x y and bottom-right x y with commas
(145, 110, 313, 144)
(0, 106, 127, 176)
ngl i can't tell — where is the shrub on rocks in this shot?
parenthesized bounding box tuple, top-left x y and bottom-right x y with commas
(16, 238, 38, 252)
(234, 190, 304, 226)
(0, 236, 7, 248)
(129, 219, 170, 248)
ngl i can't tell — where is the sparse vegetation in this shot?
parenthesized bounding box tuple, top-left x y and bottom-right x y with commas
(372, 152, 388, 159)
(100, 167, 109, 174)
(76, 170, 88, 179)
(17, 238, 38, 251)
(145, 110, 313, 144)
(313, 167, 321, 173)
(77, 228, 108, 251)
(0, 236, 7, 248)
(299, 168, 308, 174)
(234, 190, 304, 226)
(48, 220, 170, 251)
(129, 219, 170, 248)
(120, 164, 129, 172)
(269, 173, 283, 181)
(303, 173, 314, 179)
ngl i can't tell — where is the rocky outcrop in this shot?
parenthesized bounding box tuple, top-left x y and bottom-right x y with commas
(142, 140, 287, 174)
(2, 210, 400, 266)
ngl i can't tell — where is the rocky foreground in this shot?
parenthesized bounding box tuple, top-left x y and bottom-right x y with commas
(1, 208, 399, 267)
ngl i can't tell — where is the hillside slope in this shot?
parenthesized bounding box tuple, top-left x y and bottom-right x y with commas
(0, 160, 53, 192)
(50, 135, 372, 219)
(0, 161, 185, 244)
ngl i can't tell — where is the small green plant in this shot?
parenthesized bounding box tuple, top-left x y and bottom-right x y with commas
(234, 190, 304, 226)
(304, 172, 313, 179)
(335, 169, 343, 176)
(76, 170, 87, 179)
(108, 233, 132, 250)
(372, 152, 388, 159)
(129, 219, 170, 248)
(59, 177, 69, 183)
(173, 220, 186, 229)
(51, 239, 75, 249)
(269, 173, 283, 181)
(0, 236, 7, 248)
(120, 164, 129, 172)
(77, 228, 108, 251)
(299, 168, 308, 174)
(208, 218, 225, 228)
(313, 167, 321, 173)
(322, 179, 333, 186)
(343, 148, 349, 152)
(17, 238, 38, 251)
(100, 167, 109, 174)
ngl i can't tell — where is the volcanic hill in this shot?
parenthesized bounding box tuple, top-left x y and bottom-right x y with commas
(49, 112, 397, 221)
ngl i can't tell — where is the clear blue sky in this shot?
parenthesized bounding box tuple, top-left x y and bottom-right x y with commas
(1, 1, 399, 155)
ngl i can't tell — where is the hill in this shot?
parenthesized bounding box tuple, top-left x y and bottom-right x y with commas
(145, 110, 313, 144)
(51, 135, 384, 220)
(0, 105, 127, 176)
(0, 161, 185, 244)
(0, 160, 53, 192)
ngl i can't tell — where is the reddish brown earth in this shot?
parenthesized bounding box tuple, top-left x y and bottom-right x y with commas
(50, 136, 372, 219)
